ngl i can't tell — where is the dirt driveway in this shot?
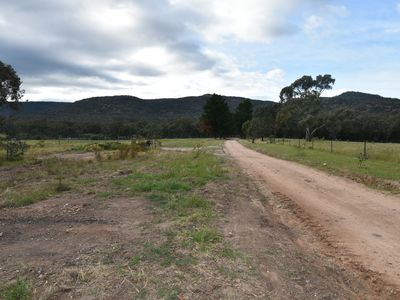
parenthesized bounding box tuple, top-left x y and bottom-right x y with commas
(224, 140, 400, 289)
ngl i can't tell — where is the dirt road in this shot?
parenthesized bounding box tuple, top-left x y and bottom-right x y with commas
(224, 140, 400, 288)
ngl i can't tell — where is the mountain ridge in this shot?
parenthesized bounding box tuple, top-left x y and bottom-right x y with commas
(1, 91, 400, 123)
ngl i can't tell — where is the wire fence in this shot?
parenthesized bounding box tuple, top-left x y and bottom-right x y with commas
(267, 138, 400, 163)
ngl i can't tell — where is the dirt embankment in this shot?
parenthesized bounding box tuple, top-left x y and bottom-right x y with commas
(225, 140, 400, 292)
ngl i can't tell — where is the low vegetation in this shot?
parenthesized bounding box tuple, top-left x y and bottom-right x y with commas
(0, 278, 31, 300)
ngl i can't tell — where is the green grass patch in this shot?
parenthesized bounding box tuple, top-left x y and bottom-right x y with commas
(113, 151, 225, 195)
(187, 227, 220, 250)
(0, 278, 32, 300)
(1, 188, 54, 208)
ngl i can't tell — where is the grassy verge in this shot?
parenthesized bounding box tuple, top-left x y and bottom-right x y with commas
(241, 139, 400, 192)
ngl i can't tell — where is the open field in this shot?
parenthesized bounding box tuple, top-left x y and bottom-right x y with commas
(242, 139, 400, 192)
(160, 138, 223, 148)
(274, 138, 400, 163)
(0, 139, 388, 299)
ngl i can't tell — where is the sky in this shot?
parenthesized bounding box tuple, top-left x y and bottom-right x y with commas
(1, 0, 400, 102)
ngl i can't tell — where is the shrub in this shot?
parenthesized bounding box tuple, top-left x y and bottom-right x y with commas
(1, 139, 29, 161)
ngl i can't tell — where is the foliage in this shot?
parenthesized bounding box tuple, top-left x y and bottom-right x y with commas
(279, 74, 335, 104)
(277, 74, 335, 141)
(234, 99, 253, 137)
(0, 60, 24, 107)
(245, 105, 278, 140)
(201, 94, 233, 138)
(1, 139, 28, 161)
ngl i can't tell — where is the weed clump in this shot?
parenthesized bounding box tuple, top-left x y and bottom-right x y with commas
(0, 139, 29, 161)
(0, 278, 32, 300)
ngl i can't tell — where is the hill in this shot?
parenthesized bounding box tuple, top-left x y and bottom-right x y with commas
(0, 94, 272, 122)
(1, 91, 400, 140)
(2, 92, 400, 123)
(321, 92, 400, 114)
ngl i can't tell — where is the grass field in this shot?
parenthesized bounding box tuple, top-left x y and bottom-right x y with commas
(242, 139, 400, 192)
(273, 138, 400, 163)
(0, 139, 222, 165)
(160, 138, 223, 148)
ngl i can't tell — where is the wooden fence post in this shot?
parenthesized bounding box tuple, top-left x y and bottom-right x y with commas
(364, 141, 367, 158)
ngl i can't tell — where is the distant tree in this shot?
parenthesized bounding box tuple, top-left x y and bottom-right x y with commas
(201, 94, 232, 138)
(0, 60, 24, 107)
(234, 99, 253, 137)
(277, 74, 335, 141)
(247, 104, 278, 140)
(279, 75, 335, 104)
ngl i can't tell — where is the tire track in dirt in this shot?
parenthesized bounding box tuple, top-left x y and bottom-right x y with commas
(224, 140, 400, 292)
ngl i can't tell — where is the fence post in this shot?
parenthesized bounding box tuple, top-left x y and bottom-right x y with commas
(331, 140, 333, 153)
(364, 141, 367, 157)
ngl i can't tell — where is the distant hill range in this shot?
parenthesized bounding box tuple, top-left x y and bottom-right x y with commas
(1, 92, 400, 123)
(0, 95, 271, 123)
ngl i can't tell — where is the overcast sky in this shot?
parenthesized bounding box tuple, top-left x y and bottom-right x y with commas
(1, 0, 400, 102)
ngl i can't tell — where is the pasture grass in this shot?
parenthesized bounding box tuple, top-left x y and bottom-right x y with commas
(160, 138, 223, 148)
(290, 139, 400, 163)
(242, 139, 400, 191)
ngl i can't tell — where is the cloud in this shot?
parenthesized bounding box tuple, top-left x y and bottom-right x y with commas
(304, 15, 324, 34)
(0, 0, 360, 102)
(170, 0, 306, 42)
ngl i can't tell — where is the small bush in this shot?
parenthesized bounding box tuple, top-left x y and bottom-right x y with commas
(118, 143, 140, 159)
(1, 140, 29, 161)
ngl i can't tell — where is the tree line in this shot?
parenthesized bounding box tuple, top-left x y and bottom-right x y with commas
(1, 59, 400, 142)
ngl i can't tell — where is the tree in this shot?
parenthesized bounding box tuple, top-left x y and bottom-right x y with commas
(234, 99, 253, 137)
(201, 94, 232, 138)
(277, 74, 335, 141)
(279, 74, 335, 104)
(0, 60, 24, 107)
(247, 105, 278, 141)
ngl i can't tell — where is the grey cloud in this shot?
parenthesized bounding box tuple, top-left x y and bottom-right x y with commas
(0, 0, 217, 94)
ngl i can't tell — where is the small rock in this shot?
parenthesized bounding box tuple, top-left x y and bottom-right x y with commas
(0, 232, 3, 237)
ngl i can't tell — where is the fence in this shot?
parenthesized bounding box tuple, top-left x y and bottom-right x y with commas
(267, 138, 400, 163)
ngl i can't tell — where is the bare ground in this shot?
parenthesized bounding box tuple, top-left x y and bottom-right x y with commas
(224, 140, 400, 296)
(0, 148, 395, 299)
